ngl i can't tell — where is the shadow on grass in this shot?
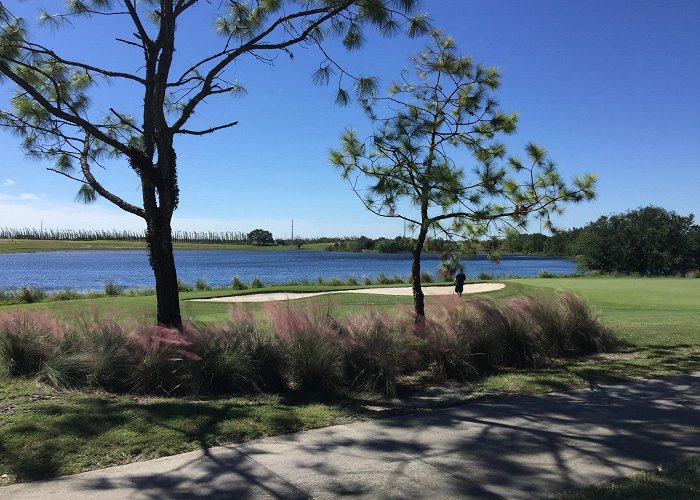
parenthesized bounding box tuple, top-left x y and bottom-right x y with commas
(568, 344, 700, 386)
(0, 390, 358, 485)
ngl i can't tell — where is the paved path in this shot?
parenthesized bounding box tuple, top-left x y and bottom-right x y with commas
(3, 373, 699, 499)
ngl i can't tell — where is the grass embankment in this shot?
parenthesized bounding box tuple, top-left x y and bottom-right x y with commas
(0, 239, 329, 253)
(1, 278, 699, 487)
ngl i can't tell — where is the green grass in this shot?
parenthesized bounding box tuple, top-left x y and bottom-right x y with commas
(1, 277, 699, 487)
(514, 277, 700, 346)
(0, 378, 353, 485)
(1, 281, 526, 322)
(0, 239, 330, 253)
(552, 455, 700, 499)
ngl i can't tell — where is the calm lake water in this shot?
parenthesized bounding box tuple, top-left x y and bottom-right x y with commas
(0, 250, 576, 292)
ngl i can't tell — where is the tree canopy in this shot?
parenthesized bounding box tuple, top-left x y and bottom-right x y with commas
(572, 206, 699, 275)
(248, 228, 274, 246)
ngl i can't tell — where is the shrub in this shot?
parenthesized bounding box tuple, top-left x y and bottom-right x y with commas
(445, 298, 516, 373)
(286, 332, 342, 392)
(347, 275, 359, 286)
(362, 275, 372, 285)
(558, 293, 617, 354)
(250, 276, 264, 289)
(83, 320, 138, 392)
(195, 278, 211, 291)
(231, 276, 247, 290)
(328, 276, 344, 287)
(265, 303, 343, 391)
(421, 297, 520, 380)
(183, 322, 258, 394)
(420, 271, 433, 283)
(477, 272, 493, 281)
(0, 312, 62, 376)
(537, 271, 557, 278)
(467, 298, 543, 369)
(103, 281, 124, 296)
(376, 272, 391, 285)
(131, 325, 197, 395)
(38, 351, 92, 390)
(18, 285, 46, 304)
(50, 288, 81, 301)
(184, 308, 286, 394)
(514, 296, 569, 356)
(502, 293, 616, 358)
(246, 332, 287, 392)
(0, 293, 616, 397)
(177, 280, 193, 292)
(342, 311, 415, 397)
(421, 314, 477, 381)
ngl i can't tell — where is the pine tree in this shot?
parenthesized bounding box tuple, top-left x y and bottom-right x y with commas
(331, 32, 596, 319)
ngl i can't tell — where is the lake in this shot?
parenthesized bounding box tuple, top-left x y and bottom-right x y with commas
(0, 250, 577, 292)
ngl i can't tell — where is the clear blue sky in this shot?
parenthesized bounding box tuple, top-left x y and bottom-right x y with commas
(1, 0, 698, 239)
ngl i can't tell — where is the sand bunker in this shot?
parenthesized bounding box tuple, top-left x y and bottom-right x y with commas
(191, 283, 505, 303)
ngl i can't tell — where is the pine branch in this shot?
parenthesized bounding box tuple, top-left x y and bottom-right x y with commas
(79, 135, 146, 219)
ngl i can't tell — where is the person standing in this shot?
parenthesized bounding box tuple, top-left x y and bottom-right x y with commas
(454, 268, 467, 297)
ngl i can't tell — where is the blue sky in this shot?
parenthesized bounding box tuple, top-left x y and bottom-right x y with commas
(0, 0, 698, 239)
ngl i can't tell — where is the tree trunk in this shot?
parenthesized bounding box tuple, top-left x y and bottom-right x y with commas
(411, 226, 429, 322)
(146, 217, 182, 329)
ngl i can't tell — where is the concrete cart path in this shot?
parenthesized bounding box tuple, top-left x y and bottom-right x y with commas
(3, 373, 699, 499)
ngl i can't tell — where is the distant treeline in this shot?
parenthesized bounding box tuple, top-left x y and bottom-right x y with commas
(0, 227, 249, 245)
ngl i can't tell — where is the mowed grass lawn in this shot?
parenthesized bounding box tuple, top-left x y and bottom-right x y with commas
(1, 277, 699, 487)
(515, 277, 700, 347)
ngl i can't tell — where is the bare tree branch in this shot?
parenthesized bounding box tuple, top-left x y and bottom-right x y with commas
(176, 120, 239, 136)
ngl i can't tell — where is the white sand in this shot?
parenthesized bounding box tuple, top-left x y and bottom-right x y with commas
(190, 283, 505, 303)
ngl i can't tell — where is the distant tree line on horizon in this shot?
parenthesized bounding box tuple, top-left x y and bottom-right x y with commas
(0, 227, 250, 245)
(325, 236, 452, 254)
